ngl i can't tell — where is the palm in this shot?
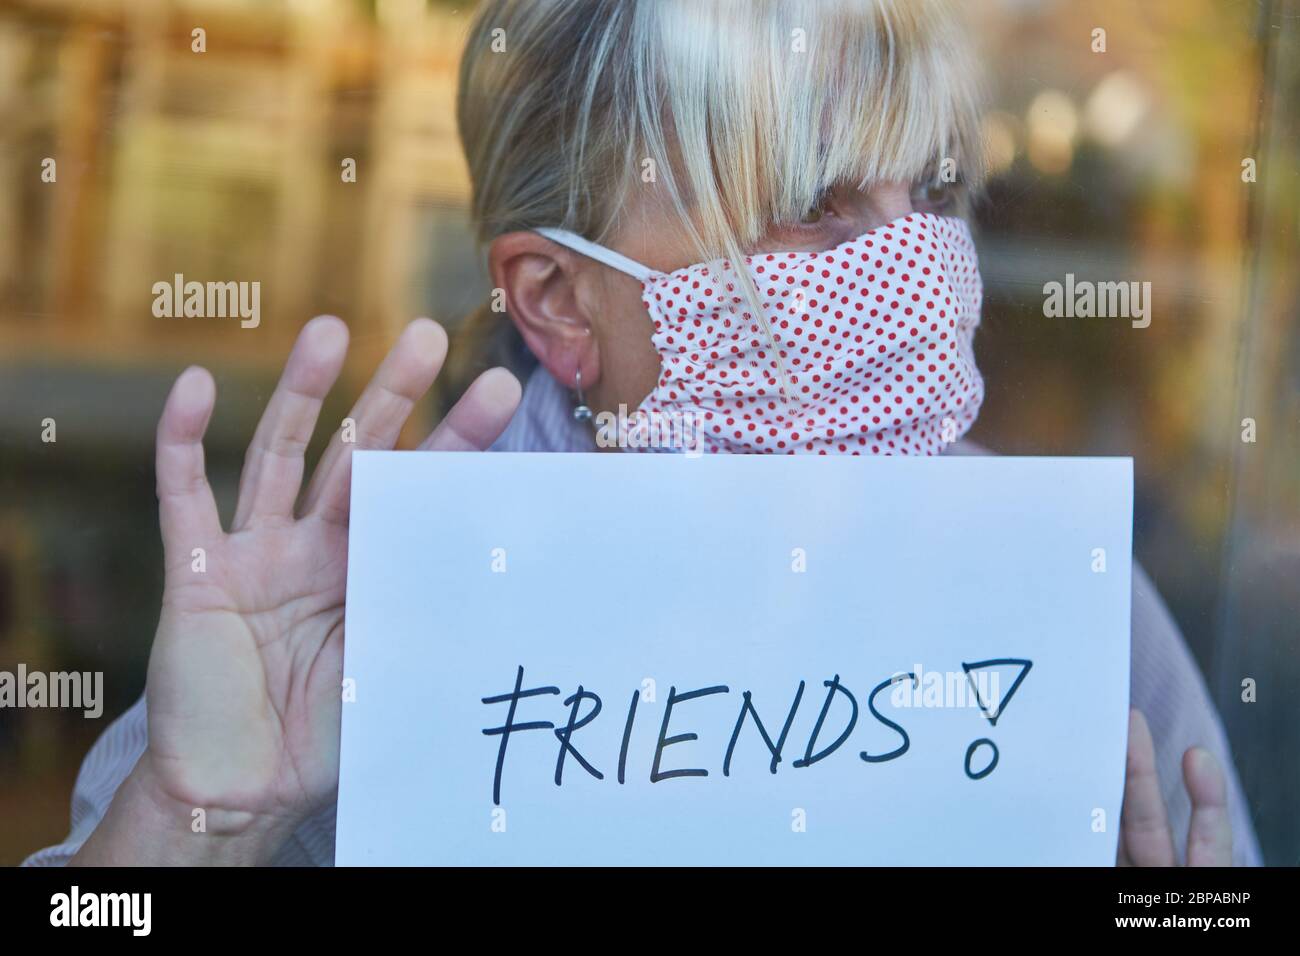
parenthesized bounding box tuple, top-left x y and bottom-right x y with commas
(145, 316, 520, 835)
(147, 521, 348, 818)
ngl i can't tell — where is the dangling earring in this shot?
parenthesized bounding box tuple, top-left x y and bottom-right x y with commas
(572, 368, 593, 423)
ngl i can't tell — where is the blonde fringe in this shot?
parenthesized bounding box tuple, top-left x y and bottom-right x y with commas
(449, 0, 987, 407)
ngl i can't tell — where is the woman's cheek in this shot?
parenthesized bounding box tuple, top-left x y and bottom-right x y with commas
(598, 287, 662, 410)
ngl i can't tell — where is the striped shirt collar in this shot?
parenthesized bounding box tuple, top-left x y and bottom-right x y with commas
(490, 366, 599, 453)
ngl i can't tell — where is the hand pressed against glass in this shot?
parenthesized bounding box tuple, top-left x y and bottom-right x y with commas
(73, 317, 520, 864)
(1119, 710, 1233, 866)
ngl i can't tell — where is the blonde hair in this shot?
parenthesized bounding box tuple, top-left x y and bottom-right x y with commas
(448, 0, 986, 396)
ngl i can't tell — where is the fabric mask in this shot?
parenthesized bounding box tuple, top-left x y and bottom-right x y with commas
(537, 212, 984, 455)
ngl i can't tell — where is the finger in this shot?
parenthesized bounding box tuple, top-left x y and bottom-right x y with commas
(231, 316, 350, 530)
(156, 366, 222, 558)
(1183, 746, 1232, 866)
(1118, 709, 1176, 866)
(418, 367, 522, 451)
(301, 318, 449, 525)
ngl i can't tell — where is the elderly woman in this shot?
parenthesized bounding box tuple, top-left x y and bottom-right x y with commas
(27, 0, 1257, 866)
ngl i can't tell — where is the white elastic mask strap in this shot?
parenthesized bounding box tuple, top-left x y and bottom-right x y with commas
(535, 228, 656, 283)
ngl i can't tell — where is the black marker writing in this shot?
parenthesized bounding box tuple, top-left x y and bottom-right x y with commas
(792, 674, 857, 768)
(480, 661, 1033, 796)
(965, 738, 999, 779)
(481, 665, 560, 805)
(723, 683, 805, 775)
(861, 673, 915, 763)
(961, 658, 1033, 726)
(554, 685, 603, 786)
(618, 690, 638, 785)
(651, 684, 729, 782)
(959, 658, 1032, 780)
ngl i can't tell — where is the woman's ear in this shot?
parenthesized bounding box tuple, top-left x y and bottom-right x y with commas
(488, 231, 599, 393)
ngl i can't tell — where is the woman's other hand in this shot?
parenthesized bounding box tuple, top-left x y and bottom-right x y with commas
(1118, 709, 1233, 866)
(73, 316, 521, 864)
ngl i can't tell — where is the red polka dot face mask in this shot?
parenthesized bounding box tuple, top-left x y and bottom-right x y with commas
(537, 212, 984, 455)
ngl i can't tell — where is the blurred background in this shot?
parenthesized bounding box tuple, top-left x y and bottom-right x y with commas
(0, 0, 1296, 865)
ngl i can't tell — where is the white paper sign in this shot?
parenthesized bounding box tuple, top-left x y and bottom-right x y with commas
(337, 453, 1132, 865)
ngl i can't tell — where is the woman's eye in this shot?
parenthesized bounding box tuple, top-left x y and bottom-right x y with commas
(799, 203, 826, 225)
(795, 190, 837, 225)
(910, 179, 958, 212)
